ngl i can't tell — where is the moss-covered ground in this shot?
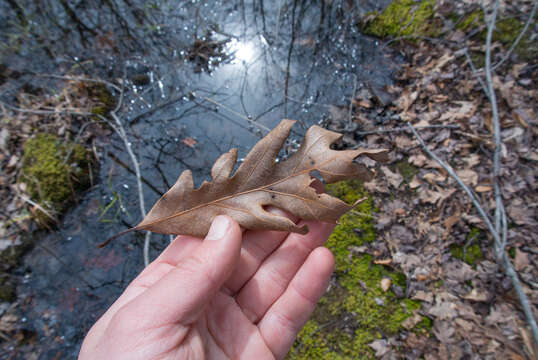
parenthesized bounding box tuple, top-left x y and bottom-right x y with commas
(455, 9, 537, 62)
(362, 0, 441, 39)
(20, 133, 91, 221)
(287, 181, 430, 359)
(450, 228, 484, 266)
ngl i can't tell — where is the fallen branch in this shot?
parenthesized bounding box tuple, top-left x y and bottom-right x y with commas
(0, 100, 93, 116)
(356, 124, 459, 136)
(97, 71, 152, 267)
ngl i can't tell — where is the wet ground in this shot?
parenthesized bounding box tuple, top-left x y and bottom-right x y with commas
(0, 0, 399, 358)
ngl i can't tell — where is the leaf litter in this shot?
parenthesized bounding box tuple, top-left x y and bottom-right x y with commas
(322, 1, 538, 358)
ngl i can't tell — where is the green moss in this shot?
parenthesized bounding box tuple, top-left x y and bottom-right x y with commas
(456, 10, 483, 31)
(20, 133, 91, 218)
(508, 247, 516, 258)
(456, 10, 537, 61)
(395, 159, 418, 183)
(450, 243, 483, 266)
(288, 181, 428, 359)
(362, 0, 441, 39)
(88, 83, 116, 116)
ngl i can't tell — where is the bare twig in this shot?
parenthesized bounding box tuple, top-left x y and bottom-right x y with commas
(192, 92, 271, 133)
(35, 74, 123, 93)
(463, 48, 489, 96)
(16, 193, 58, 224)
(484, 3, 537, 343)
(349, 74, 357, 126)
(355, 124, 459, 136)
(0, 100, 92, 116)
(98, 70, 152, 267)
(485, 0, 504, 253)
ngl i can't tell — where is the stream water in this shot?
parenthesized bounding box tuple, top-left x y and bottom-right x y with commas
(0, 0, 399, 358)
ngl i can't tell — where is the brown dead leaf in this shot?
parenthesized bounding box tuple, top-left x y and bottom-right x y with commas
(462, 288, 491, 302)
(402, 314, 423, 330)
(381, 166, 403, 188)
(423, 172, 447, 184)
(380, 278, 391, 292)
(105, 120, 388, 242)
(514, 248, 529, 271)
(369, 339, 390, 357)
(182, 137, 197, 148)
(475, 185, 492, 192)
(396, 90, 418, 112)
(374, 258, 392, 265)
(456, 169, 478, 187)
(443, 213, 460, 232)
(409, 175, 421, 189)
(439, 101, 477, 121)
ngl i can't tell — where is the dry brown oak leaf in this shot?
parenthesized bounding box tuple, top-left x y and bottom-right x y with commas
(102, 119, 387, 245)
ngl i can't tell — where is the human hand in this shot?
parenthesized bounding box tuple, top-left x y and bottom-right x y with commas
(79, 212, 335, 360)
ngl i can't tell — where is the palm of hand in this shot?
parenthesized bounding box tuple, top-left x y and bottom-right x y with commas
(79, 214, 334, 360)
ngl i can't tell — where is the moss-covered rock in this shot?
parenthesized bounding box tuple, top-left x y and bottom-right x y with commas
(362, 0, 441, 40)
(288, 181, 429, 359)
(20, 133, 91, 219)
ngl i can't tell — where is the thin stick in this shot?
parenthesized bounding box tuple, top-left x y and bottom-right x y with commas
(407, 123, 538, 345)
(98, 68, 152, 266)
(35, 74, 123, 93)
(355, 124, 459, 136)
(193, 92, 271, 133)
(16, 193, 57, 224)
(0, 101, 92, 116)
(348, 74, 357, 126)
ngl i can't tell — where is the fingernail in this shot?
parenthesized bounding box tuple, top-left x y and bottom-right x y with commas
(206, 216, 229, 241)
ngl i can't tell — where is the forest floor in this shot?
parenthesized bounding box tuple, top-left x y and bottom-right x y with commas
(315, 0, 537, 358)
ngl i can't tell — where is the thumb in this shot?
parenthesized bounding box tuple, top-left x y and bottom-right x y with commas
(124, 215, 242, 325)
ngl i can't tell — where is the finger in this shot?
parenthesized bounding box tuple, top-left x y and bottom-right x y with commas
(257, 247, 334, 359)
(224, 207, 298, 294)
(84, 234, 203, 340)
(121, 215, 242, 327)
(225, 181, 326, 293)
(130, 234, 202, 289)
(235, 220, 335, 323)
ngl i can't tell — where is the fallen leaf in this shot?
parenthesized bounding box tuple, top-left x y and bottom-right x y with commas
(514, 248, 529, 271)
(381, 166, 403, 188)
(380, 278, 391, 292)
(402, 314, 423, 330)
(413, 290, 433, 303)
(395, 90, 418, 112)
(182, 137, 197, 148)
(443, 214, 460, 232)
(439, 101, 477, 121)
(475, 185, 492, 192)
(423, 172, 446, 184)
(104, 120, 388, 243)
(456, 169, 478, 187)
(374, 258, 392, 265)
(369, 339, 390, 357)
(409, 175, 421, 189)
(462, 288, 490, 302)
